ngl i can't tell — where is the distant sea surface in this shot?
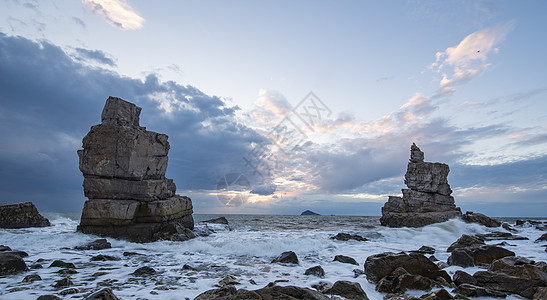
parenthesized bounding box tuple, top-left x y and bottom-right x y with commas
(1, 213, 546, 299)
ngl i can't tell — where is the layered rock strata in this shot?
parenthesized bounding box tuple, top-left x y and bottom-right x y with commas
(380, 143, 462, 227)
(77, 97, 193, 242)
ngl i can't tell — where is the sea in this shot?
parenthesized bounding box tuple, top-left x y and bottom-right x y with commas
(1, 213, 546, 300)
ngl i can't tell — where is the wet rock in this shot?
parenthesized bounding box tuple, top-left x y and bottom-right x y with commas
(380, 144, 462, 227)
(75, 239, 111, 250)
(331, 232, 368, 241)
(325, 280, 369, 300)
(4, 250, 28, 258)
(52, 277, 72, 288)
(22, 274, 41, 282)
(448, 245, 515, 267)
(453, 270, 477, 286)
(453, 283, 507, 298)
(91, 255, 120, 261)
(218, 275, 239, 286)
(271, 251, 299, 264)
(461, 211, 501, 227)
(0, 252, 28, 275)
(312, 281, 332, 293)
(29, 263, 43, 269)
(60, 288, 79, 295)
(333, 255, 359, 265)
(488, 256, 547, 288)
(364, 252, 451, 283)
(77, 97, 194, 242)
(473, 270, 533, 295)
(201, 216, 229, 225)
(411, 245, 436, 255)
(0, 202, 50, 228)
(57, 268, 78, 275)
(37, 295, 62, 300)
(536, 233, 547, 242)
(49, 260, 75, 268)
(0, 245, 11, 251)
(305, 265, 325, 277)
(534, 287, 547, 300)
(478, 232, 528, 241)
(123, 251, 143, 256)
(420, 288, 454, 300)
(376, 267, 434, 293)
(195, 284, 330, 300)
(84, 287, 119, 300)
(353, 268, 365, 278)
(132, 266, 156, 276)
(447, 234, 485, 252)
(502, 223, 516, 232)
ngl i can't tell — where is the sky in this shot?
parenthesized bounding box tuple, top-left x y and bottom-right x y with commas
(0, 0, 546, 216)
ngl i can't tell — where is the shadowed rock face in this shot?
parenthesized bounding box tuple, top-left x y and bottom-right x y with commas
(0, 202, 50, 228)
(380, 143, 462, 227)
(77, 97, 193, 242)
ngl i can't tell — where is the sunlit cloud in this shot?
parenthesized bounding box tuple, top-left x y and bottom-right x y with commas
(431, 21, 514, 96)
(82, 0, 145, 30)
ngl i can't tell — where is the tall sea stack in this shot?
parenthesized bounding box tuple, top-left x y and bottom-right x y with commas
(77, 97, 194, 242)
(380, 143, 462, 227)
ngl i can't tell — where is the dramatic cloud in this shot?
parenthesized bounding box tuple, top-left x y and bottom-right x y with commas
(0, 32, 264, 211)
(73, 47, 116, 66)
(431, 21, 514, 96)
(82, 0, 145, 30)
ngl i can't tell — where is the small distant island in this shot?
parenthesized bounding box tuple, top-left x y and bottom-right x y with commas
(301, 210, 320, 216)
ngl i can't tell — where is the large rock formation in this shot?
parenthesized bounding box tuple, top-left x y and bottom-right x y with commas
(380, 143, 461, 227)
(0, 202, 50, 228)
(77, 97, 194, 242)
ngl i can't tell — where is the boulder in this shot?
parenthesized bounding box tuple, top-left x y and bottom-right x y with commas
(473, 270, 533, 295)
(380, 144, 462, 227)
(364, 252, 451, 283)
(453, 284, 507, 298)
(448, 245, 515, 267)
(0, 202, 50, 228)
(420, 288, 454, 300)
(194, 284, 330, 300)
(77, 97, 194, 242)
(376, 267, 434, 293)
(325, 281, 369, 300)
(478, 232, 528, 241)
(84, 288, 119, 300)
(488, 256, 547, 288)
(201, 216, 229, 225)
(536, 233, 547, 242)
(331, 232, 368, 241)
(333, 255, 359, 265)
(304, 265, 325, 277)
(461, 211, 501, 227)
(453, 270, 477, 286)
(271, 251, 299, 264)
(132, 266, 156, 276)
(411, 245, 435, 255)
(37, 296, 62, 300)
(447, 234, 485, 252)
(0, 252, 28, 275)
(74, 239, 111, 250)
(534, 287, 547, 300)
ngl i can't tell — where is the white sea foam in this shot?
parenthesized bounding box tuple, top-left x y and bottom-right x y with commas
(0, 214, 545, 299)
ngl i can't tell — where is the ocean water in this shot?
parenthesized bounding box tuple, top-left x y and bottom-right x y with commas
(0, 214, 546, 300)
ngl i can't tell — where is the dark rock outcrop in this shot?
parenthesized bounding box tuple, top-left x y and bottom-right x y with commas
(448, 245, 515, 267)
(380, 144, 462, 227)
(74, 239, 111, 250)
(364, 252, 451, 284)
(376, 267, 434, 293)
(201, 216, 229, 225)
(77, 97, 194, 242)
(461, 211, 501, 227)
(324, 281, 369, 300)
(0, 202, 50, 228)
(271, 251, 299, 264)
(305, 265, 325, 277)
(0, 252, 28, 275)
(194, 284, 330, 300)
(84, 288, 119, 300)
(333, 255, 359, 265)
(447, 234, 485, 252)
(453, 284, 507, 298)
(331, 232, 368, 242)
(301, 210, 320, 215)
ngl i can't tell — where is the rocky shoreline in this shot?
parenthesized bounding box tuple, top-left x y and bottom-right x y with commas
(1, 217, 546, 300)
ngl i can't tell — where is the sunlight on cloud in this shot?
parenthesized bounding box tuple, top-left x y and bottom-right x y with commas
(431, 21, 514, 93)
(82, 0, 145, 30)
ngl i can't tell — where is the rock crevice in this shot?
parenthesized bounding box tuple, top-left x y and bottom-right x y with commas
(380, 143, 462, 227)
(77, 97, 193, 242)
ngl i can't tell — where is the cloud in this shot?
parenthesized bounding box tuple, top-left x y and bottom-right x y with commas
(0, 32, 265, 211)
(431, 21, 514, 96)
(72, 17, 87, 29)
(73, 47, 116, 66)
(82, 0, 145, 30)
